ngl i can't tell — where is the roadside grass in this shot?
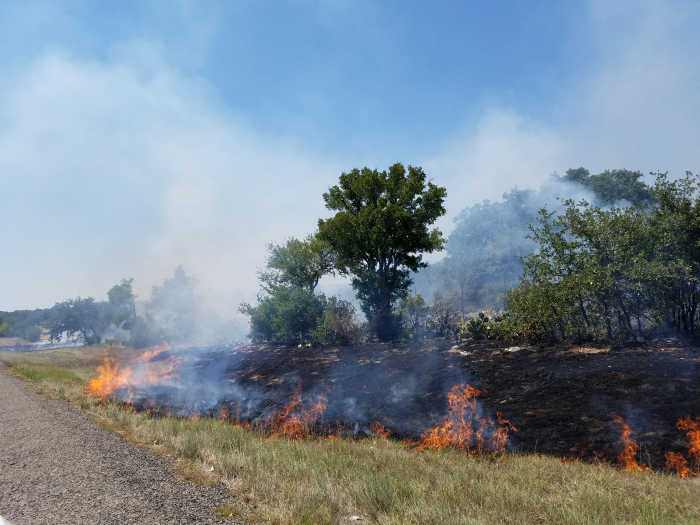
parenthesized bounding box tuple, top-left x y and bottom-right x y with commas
(2, 348, 700, 524)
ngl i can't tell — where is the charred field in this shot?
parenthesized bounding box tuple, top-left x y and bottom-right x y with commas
(118, 336, 700, 470)
(5, 339, 700, 524)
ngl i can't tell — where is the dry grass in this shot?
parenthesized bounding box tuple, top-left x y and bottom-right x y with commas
(2, 348, 700, 524)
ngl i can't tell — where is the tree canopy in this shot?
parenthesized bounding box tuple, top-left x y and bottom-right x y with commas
(414, 168, 655, 315)
(505, 172, 700, 341)
(563, 167, 654, 207)
(0, 308, 51, 342)
(48, 297, 107, 344)
(258, 234, 336, 292)
(317, 162, 447, 339)
(107, 278, 136, 328)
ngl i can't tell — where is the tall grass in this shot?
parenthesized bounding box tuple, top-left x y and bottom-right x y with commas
(2, 348, 700, 524)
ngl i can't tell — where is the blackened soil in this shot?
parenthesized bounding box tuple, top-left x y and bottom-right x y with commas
(182, 336, 700, 470)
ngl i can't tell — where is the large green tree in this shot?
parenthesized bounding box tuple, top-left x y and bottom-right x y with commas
(48, 297, 109, 344)
(317, 162, 447, 340)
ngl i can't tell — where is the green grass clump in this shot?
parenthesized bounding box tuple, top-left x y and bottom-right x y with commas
(2, 348, 700, 524)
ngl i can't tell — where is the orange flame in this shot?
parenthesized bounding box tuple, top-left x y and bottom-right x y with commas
(411, 383, 516, 453)
(663, 415, 700, 477)
(370, 421, 391, 439)
(83, 344, 186, 401)
(269, 383, 327, 441)
(134, 344, 169, 363)
(327, 424, 343, 442)
(493, 412, 517, 451)
(677, 416, 700, 462)
(665, 451, 690, 477)
(83, 358, 133, 400)
(610, 413, 649, 472)
(561, 443, 607, 466)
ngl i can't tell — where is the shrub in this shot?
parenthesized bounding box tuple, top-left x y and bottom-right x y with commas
(464, 312, 491, 340)
(241, 286, 357, 346)
(398, 294, 429, 337)
(312, 297, 359, 346)
(20, 324, 42, 342)
(489, 313, 527, 341)
(426, 291, 459, 337)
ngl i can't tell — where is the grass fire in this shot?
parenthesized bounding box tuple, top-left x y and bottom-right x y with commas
(5, 166, 700, 524)
(3, 339, 700, 524)
(78, 340, 700, 480)
(83, 344, 186, 401)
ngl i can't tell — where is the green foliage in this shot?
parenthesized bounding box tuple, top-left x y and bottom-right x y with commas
(398, 294, 429, 336)
(0, 308, 51, 342)
(240, 286, 357, 346)
(311, 296, 359, 346)
(417, 169, 654, 316)
(318, 162, 447, 340)
(240, 286, 323, 344)
(464, 312, 491, 340)
(259, 235, 336, 292)
(488, 313, 524, 341)
(454, 312, 520, 341)
(647, 172, 700, 331)
(48, 297, 109, 344)
(506, 172, 700, 341)
(107, 277, 136, 328)
(564, 167, 654, 207)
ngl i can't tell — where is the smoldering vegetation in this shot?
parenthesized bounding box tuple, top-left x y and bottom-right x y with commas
(102, 342, 477, 442)
(77, 333, 700, 472)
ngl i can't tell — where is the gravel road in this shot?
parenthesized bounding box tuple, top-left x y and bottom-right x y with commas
(0, 365, 236, 524)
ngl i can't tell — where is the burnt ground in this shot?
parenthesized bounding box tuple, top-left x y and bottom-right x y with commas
(133, 336, 700, 471)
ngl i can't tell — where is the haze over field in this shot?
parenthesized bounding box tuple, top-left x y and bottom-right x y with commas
(1, 1, 699, 315)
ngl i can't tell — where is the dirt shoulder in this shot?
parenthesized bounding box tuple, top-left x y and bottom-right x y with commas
(0, 364, 234, 525)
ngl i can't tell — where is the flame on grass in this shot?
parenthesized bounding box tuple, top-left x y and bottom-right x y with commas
(84, 358, 132, 400)
(561, 443, 608, 466)
(610, 413, 649, 472)
(83, 344, 186, 401)
(664, 416, 700, 477)
(678, 416, 700, 466)
(665, 452, 690, 477)
(408, 383, 516, 453)
(370, 421, 391, 439)
(268, 383, 327, 441)
(134, 345, 170, 363)
(327, 424, 344, 442)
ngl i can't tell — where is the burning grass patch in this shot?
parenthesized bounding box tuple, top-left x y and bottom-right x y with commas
(4, 347, 700, 524)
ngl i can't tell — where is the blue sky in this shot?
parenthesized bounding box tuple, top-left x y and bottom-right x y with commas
(1, 0, 699, 312)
